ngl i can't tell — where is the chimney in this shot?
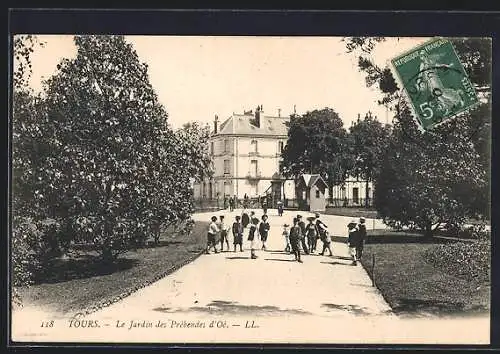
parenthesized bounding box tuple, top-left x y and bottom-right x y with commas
(254, 105, 261, 127)
(214, 115, 219, 134)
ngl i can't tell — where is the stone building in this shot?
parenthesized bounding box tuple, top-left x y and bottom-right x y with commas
(193, 106, 373, 207)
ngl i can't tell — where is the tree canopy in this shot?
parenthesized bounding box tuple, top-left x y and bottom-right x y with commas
(281, 108, 350, 192)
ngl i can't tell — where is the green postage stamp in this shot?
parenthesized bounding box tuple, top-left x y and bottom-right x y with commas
(391, 38, 479, 131)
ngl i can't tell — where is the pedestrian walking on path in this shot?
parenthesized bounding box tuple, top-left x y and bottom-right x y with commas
(262, 196, 268, 215)
(357, 217, 367, 260)
(305, 216, 318, 253)
(248, 212, 259, 259)
(347, 219, 361, 265)
(259, 214, 270, 250)
(318, 222, 333, 256)
(241, 209, 250, 229)
(232, 215, 244, 252)
(206, 216, 220, 254)
(289, 218, 303, 263)
(277, 200, 284, 216)
(219, 215, 230, 251)
(282, 223, 291, 253)
(297, 215, 309, 255)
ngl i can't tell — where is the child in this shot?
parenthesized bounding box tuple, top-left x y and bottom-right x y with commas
(232, 215, 244, 252)
(289, 218, 303, 263)
(305, 216, 318, 253)
(219, 215, 230, 252)
(347, 219, 361, 265)
(206, 216, 219, 254)
(248, 214, 259, 259)
(259, 214, 270, 250)
(282, 224, 291, 253)
(357, 217, 367, 260)
(277, 201, 284, 217)
(318, 222, 333, 256)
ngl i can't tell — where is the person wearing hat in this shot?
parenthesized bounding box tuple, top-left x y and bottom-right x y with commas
(289, 217, 303, 263)
(282, 223, 291, 253)
(297, 214, 309, 255)
(219, 215, 230, 252)
(357, 217, 367, 260)
(206, 216, 220, 254)
(318, 221, 333, 256)
(232, 215, 244, 252)
(248, 213, 260, 259)
(305, 216, 318, 253)
(259, 214, 271, 250)
(347, 219, 361, 265)
(277, 200, 284, 217)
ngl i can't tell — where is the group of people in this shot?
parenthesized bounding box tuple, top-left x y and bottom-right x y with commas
(206, 209, 367, 265)
(206, 209, 270, 259)
(223, 196, 236, 212)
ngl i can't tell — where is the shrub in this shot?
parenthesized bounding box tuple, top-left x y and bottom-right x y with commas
(424, 233, 490, 282)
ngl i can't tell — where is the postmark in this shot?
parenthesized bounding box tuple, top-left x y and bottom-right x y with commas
(390, 37, 479, 131)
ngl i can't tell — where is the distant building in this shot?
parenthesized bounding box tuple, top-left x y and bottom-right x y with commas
(193, 106, 373, 207)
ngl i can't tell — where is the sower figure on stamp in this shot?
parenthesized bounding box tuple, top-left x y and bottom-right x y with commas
(289, 218, 303, 263)
(219, 215, 230, 252)
(357, 217, 367, 260)
(248, 212, 259, 259)
(232, 215, 244, 252)
(206, 216, 219, 254)
(297, 215, 309, 255)
(259, 214, 270, 250)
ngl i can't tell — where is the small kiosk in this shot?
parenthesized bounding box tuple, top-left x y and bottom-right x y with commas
(295, 174, 328, 212)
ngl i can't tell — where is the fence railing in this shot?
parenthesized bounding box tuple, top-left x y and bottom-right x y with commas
(327, 198, 373, 208)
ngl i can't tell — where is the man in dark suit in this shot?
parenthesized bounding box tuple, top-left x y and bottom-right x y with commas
(357, 217, 367, 260)
(297, 214, 309, 255)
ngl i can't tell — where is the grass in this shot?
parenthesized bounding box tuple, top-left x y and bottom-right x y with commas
(360, 229, 490, 317)
(15, 221, 209, 315)
(324, 207, 378, 219)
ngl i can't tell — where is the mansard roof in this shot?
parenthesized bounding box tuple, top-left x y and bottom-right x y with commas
(215, 113, 289, 137)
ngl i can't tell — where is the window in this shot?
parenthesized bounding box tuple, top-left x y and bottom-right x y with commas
(208, 182, 213, 199)
(224, 159, 230, 174)
(250, 160, 258, 176)
(210, 142, 214, 155)
(279, 160, 284, 173)
(224, 139, 229, 153)
(316, 189, 320, 198)
(279, 141, 284, 153)
(352, 187, 359, 204)
(251, 140, 258, 153)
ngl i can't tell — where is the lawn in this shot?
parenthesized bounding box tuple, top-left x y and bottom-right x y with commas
(324, 207, 378, 219)
(15, 220, 209, 316)
(360, 229, 490, 317)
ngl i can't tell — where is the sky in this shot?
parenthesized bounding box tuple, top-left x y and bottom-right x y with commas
(23, 35, 430, 129)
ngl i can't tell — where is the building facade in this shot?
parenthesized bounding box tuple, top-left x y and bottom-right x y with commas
(193, 106, 373, 207)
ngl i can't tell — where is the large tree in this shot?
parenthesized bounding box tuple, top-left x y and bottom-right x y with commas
(281, 108, 350, 201)
(41, 35, 184, 261)
(12, 35, 48, 304)
(348, 111, 391, 208)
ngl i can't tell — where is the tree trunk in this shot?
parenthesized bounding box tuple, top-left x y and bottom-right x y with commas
(424, 220, 433, 239)
(365, 179, 370, 208)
